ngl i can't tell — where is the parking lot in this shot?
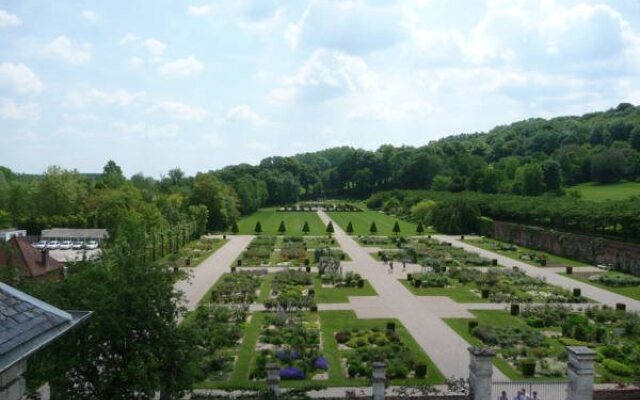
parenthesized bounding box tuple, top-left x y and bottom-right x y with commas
(48, 248, 102, 262)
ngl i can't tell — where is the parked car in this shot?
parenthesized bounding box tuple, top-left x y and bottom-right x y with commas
(46, 240, 60, 250)
(59, 240, 73, 250)
(72, 241, 84, 250)
(85, 241, 99, 250)
(32, 240, 47, 249)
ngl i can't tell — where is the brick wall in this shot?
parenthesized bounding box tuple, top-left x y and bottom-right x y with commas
(491, 221, 640, 276)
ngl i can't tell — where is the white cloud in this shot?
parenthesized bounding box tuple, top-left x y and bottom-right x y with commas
(152, 101, 210, 120)
(119, 33, 140, 46)
(45, 36, 91, 64)
(81, 10, 98, 22)
(187, 4, 213, 16)
(0, 9, 21, 28)
(0, 63, 44, 95)
(159, 56, 204, 77)
(113, 121, 180, 139)
(144, 38, 166, 57)
(0, 98, 40, 120)
(225, 105, 272, 126)
(87, 89, 144, 107)
(289, 1, 406, 54)
(269, 49, 375, 103)
(128, 56, 145, 69)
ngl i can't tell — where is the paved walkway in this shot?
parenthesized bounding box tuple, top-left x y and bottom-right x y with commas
(174, 235, 253, 312)
(436, 235, 640, 311)
(317, 211, 508, 380)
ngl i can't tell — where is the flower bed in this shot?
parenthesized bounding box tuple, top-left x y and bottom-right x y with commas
(208, 271, 263, 304)
(251, 313, 327, 381)
(185, 305, 249, 382)
(238, 236, 276, 266)
(335, 327, 423, 379)
(264, 270, 316, 311)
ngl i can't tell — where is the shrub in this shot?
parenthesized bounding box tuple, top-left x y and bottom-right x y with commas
(573, 288, 581, 297)
(511, 304, 520, 316)
(357, 279, 365, 288)
(414, 363, 427, 378)
(468, 320, 478, 333)
(280, 366, 305, 380)
(386, 322, 396, 332)
(520, 358, 536, 377)
(314, 357, 328, 370)
(603, 359, 632, 377)
(335, 330, 351, 344)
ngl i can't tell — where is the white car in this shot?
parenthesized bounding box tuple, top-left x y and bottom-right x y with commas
(59, 240, 73, 250)
(32, 240, 47, 249)
(85, 241, 99, 250)
(46, 240, 60, 250)
(72, 241, 84, 250)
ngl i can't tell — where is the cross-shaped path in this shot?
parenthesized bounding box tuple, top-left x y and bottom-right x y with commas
(317, 211, 508, 380)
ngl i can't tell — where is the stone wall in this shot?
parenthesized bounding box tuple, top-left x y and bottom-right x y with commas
(490, 221, 640, 276)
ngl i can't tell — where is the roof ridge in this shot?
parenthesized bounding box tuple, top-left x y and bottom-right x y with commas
(0, 282, 72, 321)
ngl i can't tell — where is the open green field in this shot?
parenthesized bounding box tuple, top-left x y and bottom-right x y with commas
(327, 209, 425, 236)
(569, 181, 640, 202)
(233, 209, 327, 236)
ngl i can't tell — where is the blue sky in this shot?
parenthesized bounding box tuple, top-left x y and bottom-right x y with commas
(1, 0, 640, 177)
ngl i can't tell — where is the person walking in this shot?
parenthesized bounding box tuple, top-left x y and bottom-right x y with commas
(402, 260, 406, 271)
(498, 391, 509, 400)
(530, 391, 539, 400)
(389, 261, 394, 273)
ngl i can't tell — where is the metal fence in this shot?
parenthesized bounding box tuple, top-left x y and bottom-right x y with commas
(492, 381, 567, 400)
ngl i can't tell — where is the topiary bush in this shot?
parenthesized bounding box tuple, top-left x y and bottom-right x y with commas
(414, 363, 427, 378)
(519, 358, 536, 377)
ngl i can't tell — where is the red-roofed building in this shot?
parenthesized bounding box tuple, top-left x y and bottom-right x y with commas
(0, 237, 64, 280)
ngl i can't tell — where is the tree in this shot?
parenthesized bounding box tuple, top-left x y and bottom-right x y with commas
(541, 160, 562, 193)
(431, 175, 452, 192)
(191, 172, 239, 231)
(591, 149, 626, 184)
(369, 221, 378, 234)
(325, 221, 334, 234)
(346, 221, 354, 234)
(410, 200, 437, 224)
(512, 164, 544, 196)
(25, 239, 197, 399)
(254, 221, 262, 234)
(278, 220, 286, 234)
(100, 160, 126, 189)
(231, 221, 239, 234)
(430, 199, 481, 234)
(392, 221, 401, 235)
(302, 221, 310, 234)
(416, 221, 425, 234)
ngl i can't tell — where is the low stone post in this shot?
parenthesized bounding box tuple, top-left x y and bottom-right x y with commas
(372, 361, 386, 400)
(468, 347, 494, 400)
(266, 363, 280, 397)
(567, 346, 596, 400)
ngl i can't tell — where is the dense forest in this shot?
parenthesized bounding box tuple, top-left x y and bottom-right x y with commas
(1, 103, 640, 238)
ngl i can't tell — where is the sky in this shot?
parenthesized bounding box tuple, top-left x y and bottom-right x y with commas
(1, 0, 640, 177)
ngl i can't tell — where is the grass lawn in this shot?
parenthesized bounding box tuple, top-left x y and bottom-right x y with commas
(462, 237, 587, 268)
(445, 310, 554, 381)
(400, 280, 487, 303)
(233, 209, 327, 236)
(319, 310, 445, 386)
(561, 273, 640, 301)
(569, 181, 640, 202)
(313, 277, 377, 303)
(328, 209, 426, 236)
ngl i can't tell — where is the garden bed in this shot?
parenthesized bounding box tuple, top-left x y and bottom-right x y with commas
(463, 237, 588, 268)
(563, 271, 640, 301)
(446, 306, 640, 382)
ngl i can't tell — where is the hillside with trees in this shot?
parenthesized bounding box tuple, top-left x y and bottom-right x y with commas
(1, 103, 640, 236)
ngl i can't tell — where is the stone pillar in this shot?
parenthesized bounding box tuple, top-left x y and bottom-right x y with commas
(0, 361, 27, 400)
(468, 347, 494, 400)
(266, 363, 280, 397)
(567, 346, 596, 400)
(372, 361, 386, 400)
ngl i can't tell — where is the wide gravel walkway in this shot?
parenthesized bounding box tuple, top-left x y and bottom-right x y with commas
(318, 212, 507, 380)
(436, 235, 640, 312)
(175, 235, 253, 312)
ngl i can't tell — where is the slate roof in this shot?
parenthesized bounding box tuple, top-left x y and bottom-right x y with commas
(0, 282, 91, 373)
(0, 237, 64, 278)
